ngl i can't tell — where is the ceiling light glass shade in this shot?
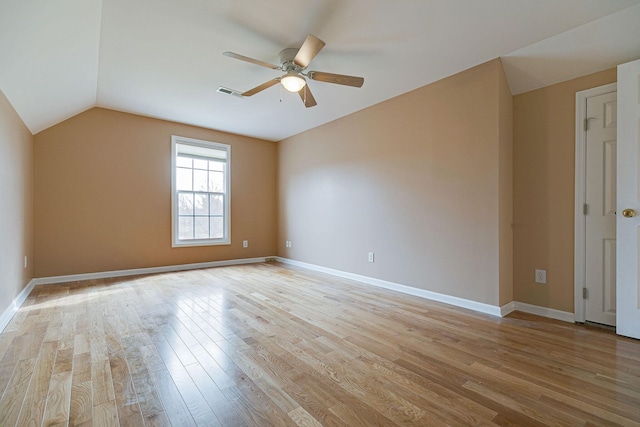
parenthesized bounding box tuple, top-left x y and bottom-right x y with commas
(281, 72, 306, 92)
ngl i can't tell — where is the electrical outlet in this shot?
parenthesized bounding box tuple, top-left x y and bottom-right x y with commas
(24, 256, 27, 269)
(368, 252, 374, 263)
(535, 269, 546, 284)
(242, 240, 248, 248)
(285, 240, 292, 248)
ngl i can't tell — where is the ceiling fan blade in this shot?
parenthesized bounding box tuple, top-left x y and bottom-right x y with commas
(242, 78, 281, 97)
(298, 85, 317, 108)
(223, 51, 280, 70)
(293, 35, 326, 69)
(308, 71, 364, 88)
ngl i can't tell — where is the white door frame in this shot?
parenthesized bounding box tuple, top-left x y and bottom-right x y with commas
(574, 82, 617, 323)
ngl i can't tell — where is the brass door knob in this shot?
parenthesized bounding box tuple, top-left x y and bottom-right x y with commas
(622, 208, 636, 218)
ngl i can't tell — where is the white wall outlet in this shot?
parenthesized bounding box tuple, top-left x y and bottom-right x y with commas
(368, 252, 374, 263)
(285, 240, 292, 248)
(242, 240, 248, 248)
(535, 269, 546, 284)
(24, 256, 27, 269)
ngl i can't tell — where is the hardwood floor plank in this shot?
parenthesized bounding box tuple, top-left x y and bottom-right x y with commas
(0, 331, 18, 363)
(164, 360, 214, 422)
(462, 379, 585, 426)
(221, 379, 297, 427)
(192, 411, 223, 427)
(117, 402, 145, 427)
(93, 400, 118, 427)
(143, 411, 172, 427)
(109, 351, 137, 407)
(394, 356, 548, 426)
(91, 358, 115, 406)
(89, 333, 109, 364)
(148, 367, 197, 427)
(73, 333, 90, 355)
(0, 357, 36, 426)
(281, 371, 345, 426)
(288, 406, 324, 427)
(72, 352, 92, 386)
(0, 335, 29, 394)
(135, 389, 164, 421)
(16, 399, 47, 427)
(52, 347, 74, 375)
(15, 341, 58, 426)
(69, 381, 92, 426)
(281, 358, 394, 426)
(354, 354, 499, 425)
(138, 344, 165, 373)
(184, 361, 248, 427)
(42, 370, 73, 426)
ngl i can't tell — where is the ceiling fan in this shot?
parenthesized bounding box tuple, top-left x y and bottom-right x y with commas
(222, 34, 364, 108)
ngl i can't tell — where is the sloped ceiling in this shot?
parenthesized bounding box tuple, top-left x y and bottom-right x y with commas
(1, 0, 640, 141)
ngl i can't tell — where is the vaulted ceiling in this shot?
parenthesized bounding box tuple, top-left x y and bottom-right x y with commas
(2, 0, 640, 141)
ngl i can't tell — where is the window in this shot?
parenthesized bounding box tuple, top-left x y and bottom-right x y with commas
(171, 136, 230, 247)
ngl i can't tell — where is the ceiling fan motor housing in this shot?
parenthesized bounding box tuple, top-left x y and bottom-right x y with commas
(279, 48, 302, 71)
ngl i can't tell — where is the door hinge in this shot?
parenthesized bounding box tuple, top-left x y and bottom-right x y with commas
(584, 117, 596, 131)
(583, 203, 589, 215)
(583, 288, 588, 299)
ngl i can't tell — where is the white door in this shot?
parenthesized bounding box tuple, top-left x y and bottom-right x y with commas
(585, 91, 617, 326)
(617, 58, 640, 340)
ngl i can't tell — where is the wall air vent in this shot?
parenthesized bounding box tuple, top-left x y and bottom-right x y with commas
(216, 86, 243, 98)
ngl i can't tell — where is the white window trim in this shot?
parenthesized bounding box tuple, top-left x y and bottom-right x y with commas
(171, 135, 231, 247)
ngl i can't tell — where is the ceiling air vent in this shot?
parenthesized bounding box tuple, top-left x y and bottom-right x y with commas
(216, 86, 243, 98)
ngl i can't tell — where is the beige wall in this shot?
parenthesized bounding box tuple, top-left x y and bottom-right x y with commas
(0, 90, 33, 314)
(34, 108, 277, 277)
(513, 68, 617, 312)
(278, 59, 511, 306)
(14, 57, 617, 313)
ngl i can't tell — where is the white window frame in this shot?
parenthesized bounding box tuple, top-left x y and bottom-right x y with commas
(171, 135, 231, 247)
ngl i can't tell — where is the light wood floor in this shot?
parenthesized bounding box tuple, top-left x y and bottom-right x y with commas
(0, 262, 639, 426)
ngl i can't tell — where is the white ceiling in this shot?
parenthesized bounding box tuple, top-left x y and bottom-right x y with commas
(1, 0, 640, 142)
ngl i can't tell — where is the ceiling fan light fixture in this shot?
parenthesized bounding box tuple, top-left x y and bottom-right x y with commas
(281, 71, 306, 92)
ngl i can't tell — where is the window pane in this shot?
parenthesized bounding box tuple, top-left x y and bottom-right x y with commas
(210, 216, 224, 239)
(176, 156, 192, 168)
(195, 217, 209, 239)
(209, 160, 224, 171)
(193, 169, 208, 192)
(209, 171, 224, 193)
(210, 194, 223, 215)
(179, 217, 194, 240)
(178, 193, 194, 215)
(177, 168, 192, 191)
(194, 193, 208, 215)
(194, 158, 208, 170)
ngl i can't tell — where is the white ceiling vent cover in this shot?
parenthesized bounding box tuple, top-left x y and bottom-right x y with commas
(216, 87, 243, 97)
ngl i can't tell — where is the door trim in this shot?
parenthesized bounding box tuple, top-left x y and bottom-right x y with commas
(574, 82, 617, 323)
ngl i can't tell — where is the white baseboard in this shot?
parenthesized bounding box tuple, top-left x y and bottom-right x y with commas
(275, 257, 577, 323)
(31, 257, 272, 286)
(500, 301, 517, 317)
(1, 257, 576, 333)
(0, 279, 36, 333)
(1, 257, 272, 332)
(276, 257, 504, 317)
(511, 301, 575, 323)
